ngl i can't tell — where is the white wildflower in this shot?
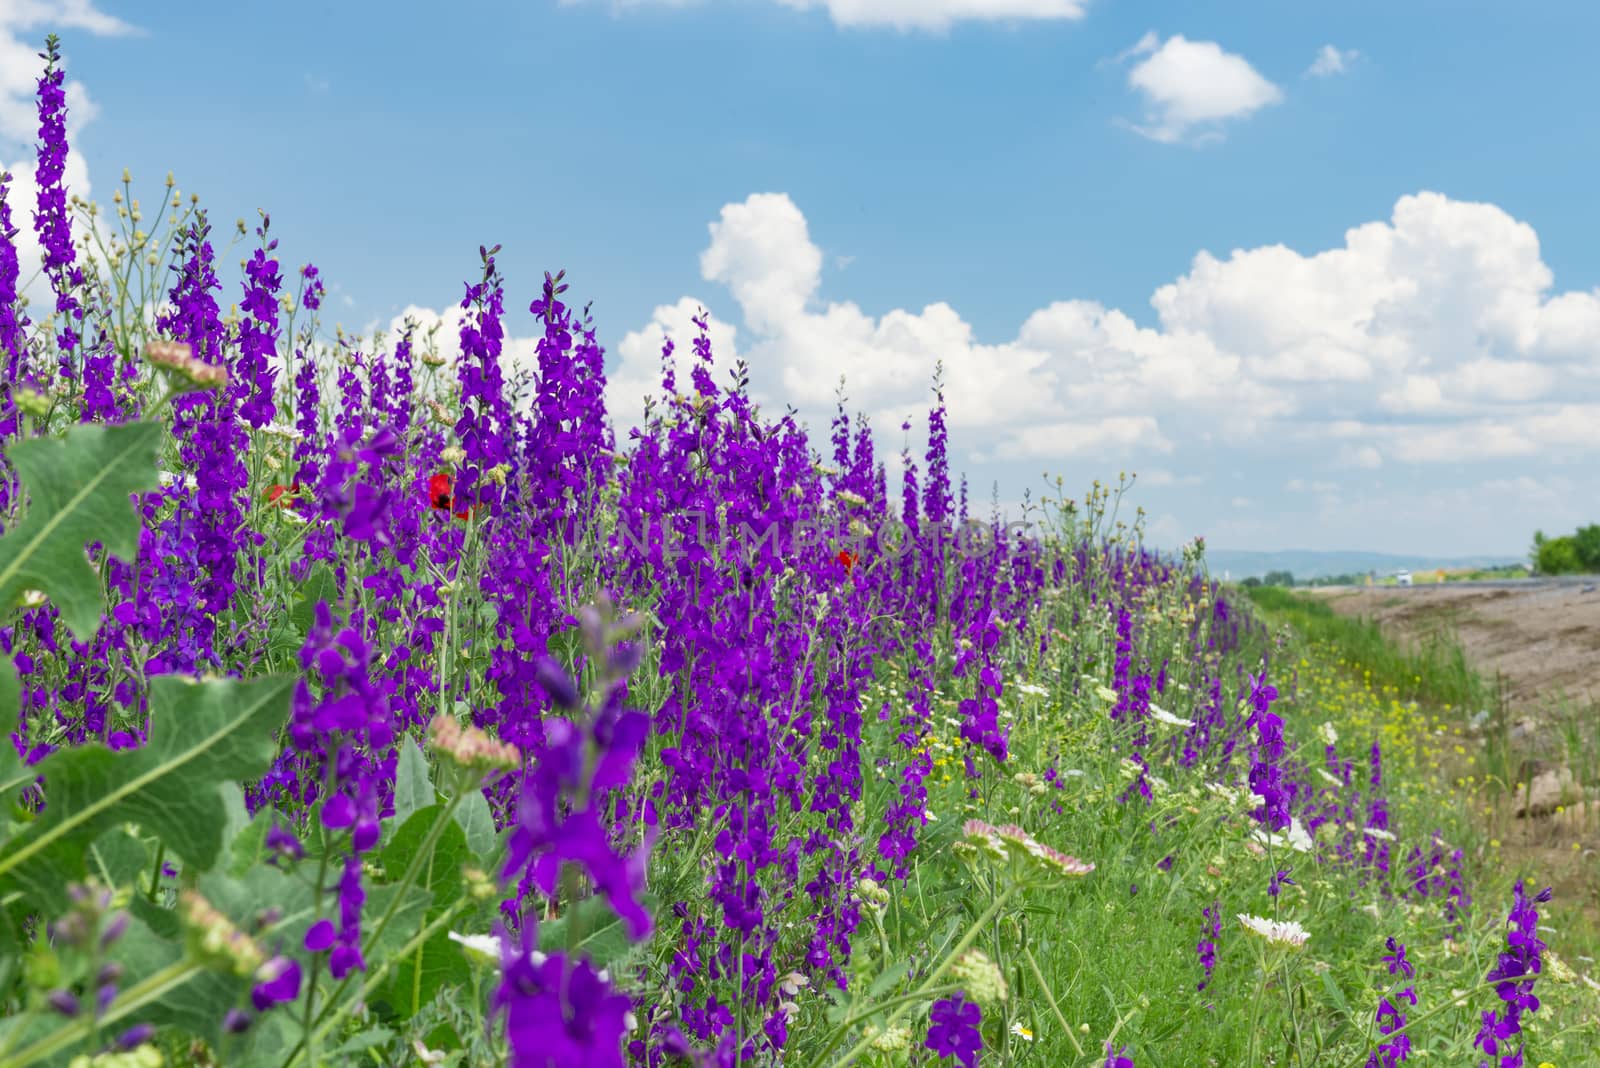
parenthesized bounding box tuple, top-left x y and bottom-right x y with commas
(1148, 703, 1195, 729)
(1237, 914, 1310, 948)
(448, 931, 506, 970)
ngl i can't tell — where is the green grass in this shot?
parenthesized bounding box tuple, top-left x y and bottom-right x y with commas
(1241, 586, 1490, 715)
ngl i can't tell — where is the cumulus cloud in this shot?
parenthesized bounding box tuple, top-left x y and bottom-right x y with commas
(560, 0, 1088, 32)
(771, 0, 1088, 32)
(378, 184, 1600, 553)
(607, 296, 744, 428)
(1306, 44, 1358, 78)
(1119, 34, 1281, 144)
(1, 1, 138, 309)
(626, 187, 1600, 493)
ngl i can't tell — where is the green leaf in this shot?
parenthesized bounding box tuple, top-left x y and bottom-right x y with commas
(0, 673, 294, 912)
(328, 1026, 398, 1059)
(379, 805, 470, 1014)
(87, 826, 150, 888)
(392, 736, 435, 831)
(0, 654, 26, 812)
(0, 420, 164, 642)
(217, 781, 278, 878)
(867, 958, 911, 998)
(453, 787, 497, 861)
(290, 561, 338, 636)
(110, 913, 247, 1048)
(536, 894, 655, 972)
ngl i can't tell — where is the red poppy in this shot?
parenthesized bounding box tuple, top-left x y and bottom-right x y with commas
(428, 470, 474, 521)
(837, 549, 857, 574)
(428, 472, 453, 510)
(265, 482, 301, 509)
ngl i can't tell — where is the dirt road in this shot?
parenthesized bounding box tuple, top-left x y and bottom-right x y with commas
(1307, 582, 1600, 710)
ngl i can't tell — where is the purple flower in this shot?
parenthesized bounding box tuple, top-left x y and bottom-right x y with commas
(265, 823, 303, 863)
(493, 928, 633, 1068)
(250, 957, 302, 1012)
(1197, 902, 1221, 993)
(1105, 1042, 1135, 1068)
(32, 36, 85, 370)
(1367, 938, 1417, 1068)
(113, 1024, 155, 1051)
(925, 994, 982, 1068)
(1474, 881, 1552, 1067)
(1246, 673, 1289, 832)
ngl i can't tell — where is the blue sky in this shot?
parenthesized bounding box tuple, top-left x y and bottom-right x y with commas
(3, 0, 1599, 557)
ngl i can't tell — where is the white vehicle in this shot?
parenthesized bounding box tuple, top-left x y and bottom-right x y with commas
(1395, 570, 1413, 586)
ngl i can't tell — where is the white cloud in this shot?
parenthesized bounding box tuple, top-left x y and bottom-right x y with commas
(603, 188, 1600, 488)
(1121, 35, 1281, 144)
(608, 296, 744, 429)
(1306, 45, 1358, 78)
(993, 415, 1171, 459)
(561, 0, 1088, 32)
(363, 185, 1600, 556)
(775, 0, 1088, 32)
(1, 2, 137, 313)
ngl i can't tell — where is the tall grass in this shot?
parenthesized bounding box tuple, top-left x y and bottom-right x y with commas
(1242, 586, 1489, 715)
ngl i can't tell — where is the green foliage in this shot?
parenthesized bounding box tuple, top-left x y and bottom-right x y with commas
(0, 420, 164, 641)
(1243, 585, 1488, 711)
(1573, 523, 1600, 570)
(1530, 522, 1600, 574)
(1260, 569, 1295, 587)
(377, 805, 471, 1016)
(0, 655, 24, 812)
(1536, 534, 1583, 575)
(0, 673, 294, 913)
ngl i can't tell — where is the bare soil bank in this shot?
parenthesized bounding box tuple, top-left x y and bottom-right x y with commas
(1308, 584, 1600, 712)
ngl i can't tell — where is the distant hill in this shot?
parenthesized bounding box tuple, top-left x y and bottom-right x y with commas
(1183, 549, 1525, 581)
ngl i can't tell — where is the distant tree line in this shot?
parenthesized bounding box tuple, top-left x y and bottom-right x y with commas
(1531, 525, 1600, 575)
(1240, 570, 1300, 588)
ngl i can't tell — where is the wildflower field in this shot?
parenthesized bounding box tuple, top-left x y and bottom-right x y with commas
(3, 37, 1600, 1068)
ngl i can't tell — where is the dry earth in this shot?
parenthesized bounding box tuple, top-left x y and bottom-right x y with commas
(1308, 583, 1600, 711)
(1307, 582, 1600, 937)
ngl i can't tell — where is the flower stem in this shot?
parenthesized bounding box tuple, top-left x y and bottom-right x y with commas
(817, 883, 1019, 1068)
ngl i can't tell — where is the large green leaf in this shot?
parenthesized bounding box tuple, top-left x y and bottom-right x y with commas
(536, 893, 657, 972)
(453, 786, 497, 861)
(391, 736, 435, 832)
(0, 420, 164, 642)
(378, 805, 470, 1016)
(0, 653, 25, 813)
(0, 673, 294, 911)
